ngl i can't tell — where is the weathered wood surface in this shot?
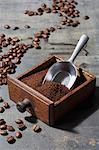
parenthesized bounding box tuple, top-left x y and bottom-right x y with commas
(0, 0, 99, 149)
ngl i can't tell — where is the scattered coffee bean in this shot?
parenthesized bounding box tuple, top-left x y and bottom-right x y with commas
(15, 131, 22, 138)
(0, 97, 3, 102)
(0, 130, 8, 136)
(17, 123, 26, 131)
(7, 125, 15, 132)
(27, 44, 33, 48)
(24, 25, 31, 29)
(4, 25, 10, 29)
(50, 27, 55, 32)
(7, 136, 16, 144)
(41, 3, 47, 9)
(33, 37, 40, 42)
(34, 44, 41, 49)
(84, 15, 90, 20)
(12, 37, 20, 42)
(28, 11, 34, 16)
(0, 107, 5, 113)
(0, 124, 7, 130)
(0, 119, 6, 125)
(15, 119, 23, 124)
(45, 7, 51, 13)
(32, 124, 41, 133)
(3, 102, 10, 109)
(0, 33, 5, 38)
(12, 26, 19, 30)
(24, 10, 29, 14)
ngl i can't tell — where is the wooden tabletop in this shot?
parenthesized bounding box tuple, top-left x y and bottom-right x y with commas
(0, 0, 99, 149)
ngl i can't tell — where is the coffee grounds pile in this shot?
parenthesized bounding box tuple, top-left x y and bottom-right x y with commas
(21, 69, 70, 102)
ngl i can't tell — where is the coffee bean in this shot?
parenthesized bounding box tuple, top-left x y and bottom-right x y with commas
(28, 11, 34, 16)
(83, 16, 90, 20)
(24, 25, 31, 29)
(0, 119, 6, 125)
(24, 10, 29, 14)
(0, 107, 5, 113)
(45, 7, 51, 13)
(7, 136, 16, 144)
(0, 130, 8, 136)
(15, 119, 23, 124)
(12, 26, 19, 30)
(17, 123, 26, 131)
(0, 97, 3, 102)
(3, 102, 10, 109)
(2, 78, 7, 84)
(33, 37, 40, 42)
(12, 37, 20, 42)
(32, 124, 41, 132)
(4, 25, 10, 29)
(0, 33, 5, 38)
(7, 125, 15, 132)
(33, 12, 38, 15)
(41, 3, 47, 9)
(50, 27, 55, 32)
(38, 12, 43, 16)
(34, 44, 41, 49)
(0, 124, 7, 130)
(27, 44, 33, 48)
(38, 8, 43, 13)
(15, 131, 22, 138)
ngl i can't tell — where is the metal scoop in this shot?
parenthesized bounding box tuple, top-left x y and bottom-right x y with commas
(43, 34, 89, 89)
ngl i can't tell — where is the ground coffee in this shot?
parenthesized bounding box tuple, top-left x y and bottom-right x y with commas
(21, 69, 70, 102)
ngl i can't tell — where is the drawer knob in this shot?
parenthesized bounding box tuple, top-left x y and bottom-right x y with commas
(16, 99, 31, 113)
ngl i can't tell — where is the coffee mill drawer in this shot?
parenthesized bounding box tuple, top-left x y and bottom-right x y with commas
(7, 56, 96, 126)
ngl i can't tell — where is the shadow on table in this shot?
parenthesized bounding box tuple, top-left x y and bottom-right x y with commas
(55, 87, 99, 133)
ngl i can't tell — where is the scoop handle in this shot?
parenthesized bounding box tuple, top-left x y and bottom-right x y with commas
(68, 34, 89, 63)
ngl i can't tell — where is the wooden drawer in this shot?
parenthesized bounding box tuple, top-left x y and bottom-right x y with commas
(7, 56, 96, 126)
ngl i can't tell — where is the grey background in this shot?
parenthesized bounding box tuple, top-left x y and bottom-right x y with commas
(0, 0, 99, 149)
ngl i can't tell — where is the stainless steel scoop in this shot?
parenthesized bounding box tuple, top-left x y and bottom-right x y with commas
(43, 34, 89, 89)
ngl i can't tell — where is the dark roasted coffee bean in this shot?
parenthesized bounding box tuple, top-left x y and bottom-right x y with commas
(33, 37, 40, 42)
(12, 57, 21, 64)
(83, 15, 89, 20)
(7, 136, 16, 144)
(45, 7, 51, 13)
(37, 8, 43, 13)
(15, 131, 22, 138)
(7, 125, 15, 132)
(15, 119, 23, 124)
(24, 10, 29, 14)
(38, 12, 43, 16)
(27, 44, 33, 48)
(33, 12, 38, 15)
(3, 102, 10, 109)
(50, 27, 55, 32)
(12, 37, 20, 42)
(0, 97, 3, 102)
(17, 123, 26, 131)
(4, 25, 10, 29)
(2, 78, 7, 84)
(0, 124, 7, 130)
(0, 33, 5, 38)
(41, 3, 47, 9)
(28, 11, 34, 16)
(12, 26, 19, 30)
(0, 130, 8, 136)
(0, 119, 6, 125)
(24, 25, 31, 29)
(0, 107, 5, 113)
(32, 124, 41, 132)
(34, 44, 41, 49)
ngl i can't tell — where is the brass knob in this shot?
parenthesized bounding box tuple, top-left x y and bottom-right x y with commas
(16, 99, 31, 113)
